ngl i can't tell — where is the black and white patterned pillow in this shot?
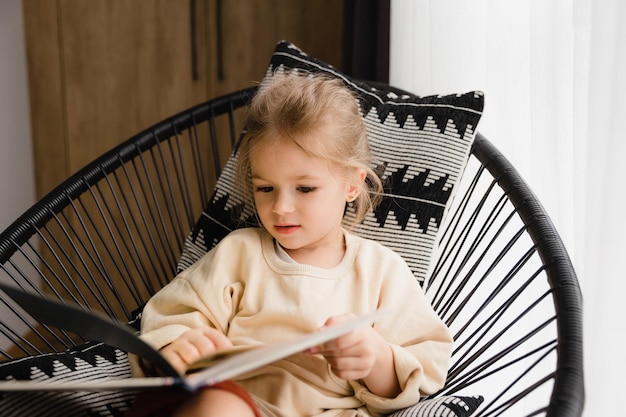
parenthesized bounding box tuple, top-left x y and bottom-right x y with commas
(389, 395, 484, 417)
(0, 342, 136, 417)
(178, 40, 484, 286)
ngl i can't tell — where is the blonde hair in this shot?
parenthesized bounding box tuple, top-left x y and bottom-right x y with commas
(236, 72, 383, 227)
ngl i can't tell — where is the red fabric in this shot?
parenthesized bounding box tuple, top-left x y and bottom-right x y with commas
(125, 381, 262, 417)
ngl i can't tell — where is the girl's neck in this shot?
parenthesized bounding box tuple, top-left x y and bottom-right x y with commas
(279, 230, 346, 269)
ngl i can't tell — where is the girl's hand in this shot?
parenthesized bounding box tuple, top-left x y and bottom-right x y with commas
(161, 326, 232, 374)
(305, 314, 401, 397)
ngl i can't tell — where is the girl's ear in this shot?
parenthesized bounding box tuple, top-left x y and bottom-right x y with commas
(347, 169, 367, 202)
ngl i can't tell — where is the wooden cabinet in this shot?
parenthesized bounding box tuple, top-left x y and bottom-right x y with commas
(23, 0, 344, 198)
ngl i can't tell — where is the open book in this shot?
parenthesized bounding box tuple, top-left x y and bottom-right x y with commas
(0, 281, 388, 392)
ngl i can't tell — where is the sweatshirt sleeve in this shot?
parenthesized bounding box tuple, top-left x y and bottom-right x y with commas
(138, 242, 245, 351)
(130, 230, 259, 377)
(349, 249, 454, 415)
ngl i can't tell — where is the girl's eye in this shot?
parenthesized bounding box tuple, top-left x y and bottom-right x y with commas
(255, 186, 274, 193)
(298, 186, 316, 193)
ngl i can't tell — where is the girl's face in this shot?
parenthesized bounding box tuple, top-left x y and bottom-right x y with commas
(249, 134, 364, 268)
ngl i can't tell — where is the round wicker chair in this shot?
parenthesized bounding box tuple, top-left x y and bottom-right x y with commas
(0, 86, 584, 417)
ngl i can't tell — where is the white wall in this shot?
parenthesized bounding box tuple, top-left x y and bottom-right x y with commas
(0, 0, 35, 233)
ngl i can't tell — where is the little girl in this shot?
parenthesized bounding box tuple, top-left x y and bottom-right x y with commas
(127, 74, 453, 417)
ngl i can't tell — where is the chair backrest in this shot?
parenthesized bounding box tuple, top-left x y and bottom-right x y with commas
(0, 87, 583, 417)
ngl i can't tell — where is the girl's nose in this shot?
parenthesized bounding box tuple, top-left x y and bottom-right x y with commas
(272, 191, 295, 215)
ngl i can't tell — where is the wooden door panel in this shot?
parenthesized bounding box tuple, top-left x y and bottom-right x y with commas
(213, 0, 344, 96)
(60, 0, 211, 173)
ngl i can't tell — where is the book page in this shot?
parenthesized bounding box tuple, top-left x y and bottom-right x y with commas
(186, 345, 254, 372)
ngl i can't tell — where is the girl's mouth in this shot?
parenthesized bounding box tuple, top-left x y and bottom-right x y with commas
(274, 225, 300, 235)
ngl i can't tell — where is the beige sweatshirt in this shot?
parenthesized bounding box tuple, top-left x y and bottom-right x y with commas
(137, 228, 453, 416)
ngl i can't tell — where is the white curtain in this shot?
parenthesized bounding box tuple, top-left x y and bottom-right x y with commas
(390, 1, 625, 416)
